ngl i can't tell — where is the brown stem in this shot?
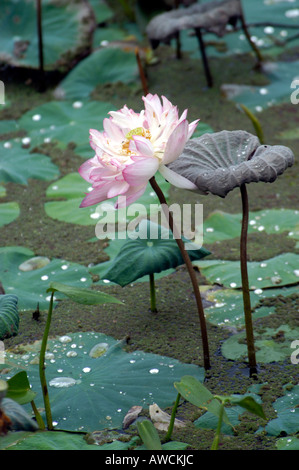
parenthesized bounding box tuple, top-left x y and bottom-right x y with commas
(36, 0, 46, 92)
(150, 176, 210, 370)
(239, 6, 263, 67)
(240, 184, 257, 376)
(135, 47, 149, 95)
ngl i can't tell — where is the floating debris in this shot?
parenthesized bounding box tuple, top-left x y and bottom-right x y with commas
(149, 403, 186, 432)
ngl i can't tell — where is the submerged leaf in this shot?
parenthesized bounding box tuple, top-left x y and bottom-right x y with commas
(168, 131, 294, 197)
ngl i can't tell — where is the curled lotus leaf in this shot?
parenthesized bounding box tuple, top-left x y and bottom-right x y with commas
(146, 0, 242, 46)
(167, 130, 294, 197)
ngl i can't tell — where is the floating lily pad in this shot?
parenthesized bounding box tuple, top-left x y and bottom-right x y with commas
(0, 0, 95, 70)
(0, 201, 20, 227)
(45, 171, 171, 226)
(202, 284, 299, 328)
(18, 100, 117, 158)
(0, 246, 92, 310)
(194, 253, 299, 290)
(0, 120, 19, 135)
(276, 437, 299, 451)
(54, 48, 138, 100)
(200, 209, 299, 245)
(222, 324, 299, 363)
(0, 430, 136, 451)
(230, 61, 299, 112)
(1, 331, 205, 432)
(0, 141, 59, 184)
(265, 384, 299, 436)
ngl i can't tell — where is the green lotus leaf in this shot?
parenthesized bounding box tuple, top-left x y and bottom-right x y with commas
(0, 430, 137, 451)
(48, 282, 122, 306)
(0, 294, 19, 340)
(201, 208, 299, 244)
(0, 246, 92, 310)
(18, 100, 117, 158)
(0, 0, 95, 70)
(0, 202, 20, 227)
(202, 284, 299, 328)
(1, 331, 205, 432)
(53, 48, 138, 100)
(0, 141, 59, 184)
(222, 324, 299, 363)
(265, 384, 299, 436)
(99, 219, 210, 287)
(45, 171, 171, 226)
(194, 253, 299, 290)
(5, 371, 36, 405)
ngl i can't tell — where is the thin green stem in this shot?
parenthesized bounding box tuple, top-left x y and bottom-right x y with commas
(211, 401, 225, 450)
(31, 400, 45, 430)
(240, 184, 257, 375)
(39, 291, 54, 430)
(149, 273, 157, 312)
(149, 176, 210, 370)
(164, 392, 181, 442)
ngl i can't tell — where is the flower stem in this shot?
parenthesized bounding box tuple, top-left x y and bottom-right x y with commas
(164, 392, 181, 442)
(149, 176, 210, 370)
(39, 291, 54, 430)
(240, 184, 257, 376)
(149, 273, 157, 313)
(211, 401, 225, 450)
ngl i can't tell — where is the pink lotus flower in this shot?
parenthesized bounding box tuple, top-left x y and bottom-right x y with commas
(79, 93, 199, 208)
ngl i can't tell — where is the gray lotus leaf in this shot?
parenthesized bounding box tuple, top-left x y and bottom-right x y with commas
(167, 130, 294, 197)
(146, 0, 241, 45)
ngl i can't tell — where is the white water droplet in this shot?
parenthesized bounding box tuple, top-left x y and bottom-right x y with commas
(66, 351, 77, 358)
(32, 114, 42, 121)
(254, 288, 263, 295)
(230, 282, 237, 288)
(59, 335, 72, 343)
(72, 101, 83, 108)
(149, 368, 159, 374)
(49, 377, 77, 388)
(82, 367, 91, 373)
